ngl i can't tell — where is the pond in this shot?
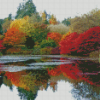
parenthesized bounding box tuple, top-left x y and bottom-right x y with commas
(0, 55, 99, 100)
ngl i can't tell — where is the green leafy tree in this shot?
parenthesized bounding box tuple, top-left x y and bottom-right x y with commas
(8, 14, 12, 20)
(15, 3, 23, 19)
(0, 19, 4, 34)
(31, 22, 49, 43)
(62, 18, 71, 26)
(28, 13, 42, 23)
(40, 39, 57, 48)
(15, 0, 36, 19)
(18, 87, 37, 100)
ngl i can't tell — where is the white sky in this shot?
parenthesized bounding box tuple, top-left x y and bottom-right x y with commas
(0, 0, 100, 21)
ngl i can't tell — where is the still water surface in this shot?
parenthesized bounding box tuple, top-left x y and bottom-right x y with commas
(0, 55, 99, 100)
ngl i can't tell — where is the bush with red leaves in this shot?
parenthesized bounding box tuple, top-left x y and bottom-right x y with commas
(0, 40, 5, 51)
(51, 47, 60, 55)
(59, 32, 79, 54)
(59, 26, 100, 55)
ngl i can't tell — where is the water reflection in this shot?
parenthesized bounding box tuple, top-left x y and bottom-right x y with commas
(0, 56, 99, 100)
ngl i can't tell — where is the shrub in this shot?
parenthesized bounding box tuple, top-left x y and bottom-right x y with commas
(51, 47, 60, 55)
(0, 35, 4, 39)
(59, 32, 78, 54)
(47, 24, 69, 34)
(59, 26, 100, 56)
(6, 47, 21, 54)
(17, 45, 27, 50)
(0, 40, 5, 50)
(40, 47, 53, 55)
(40, 39, 57, 48)
(0, 52, 2, 56)
(31, 45, 41, 55)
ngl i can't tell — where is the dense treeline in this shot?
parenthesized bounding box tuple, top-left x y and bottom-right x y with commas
(0, 0, 99, 56)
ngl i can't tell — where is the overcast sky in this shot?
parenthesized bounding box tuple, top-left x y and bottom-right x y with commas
(0, 0, 100, 21)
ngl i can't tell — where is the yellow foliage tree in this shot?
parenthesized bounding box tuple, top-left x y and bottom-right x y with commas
(49, 14, 58, 25)
(42, 11, 47, 22)
(10, 17, 34, 37)
(10, 18, 28, 29)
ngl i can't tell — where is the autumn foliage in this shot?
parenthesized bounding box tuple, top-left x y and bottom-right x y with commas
(6, 47, 21, 54)
(59, 26, 100, 55)
(51, 47, 60, 55)
(3, 27, 26, 46)
(0, 40, 5, 50)
(47, 32, 62, 45)
(5, 71, 30, 90)
(10, 19, 27, 29)
(61, 32, 71, 40)
(59, 32, 79, 54)
(47, 58, 100, 86)
(49, 15, 58, 25)
(47, 66, 61, 76)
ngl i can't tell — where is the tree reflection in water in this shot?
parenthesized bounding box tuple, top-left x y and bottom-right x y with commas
(71, 82, 100, 100)
(18, 87, 38, 100)
(0, 57, 99, 100)
(2, 69, 50, 100)
(47, 58, 100, 100)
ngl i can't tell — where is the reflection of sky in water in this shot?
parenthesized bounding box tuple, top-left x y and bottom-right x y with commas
(0, 81, 95, 100)
(0, 81, 76, 100)
(0, 84, 20, 100)
(36, 81, 90, 100)
(36, 81, 74, 100)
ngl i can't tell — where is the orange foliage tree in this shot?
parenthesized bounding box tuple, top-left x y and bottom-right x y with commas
(47, 32, 62, 45)
(3, 27, 26, 46)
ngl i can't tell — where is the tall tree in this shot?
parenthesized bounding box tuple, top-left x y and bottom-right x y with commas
(15, 3, 23, 19)
(15, 0, 36, 19)
(49, 14, 58, 25)
(41, 11, 49, 24)
(0, 19, 4, 34)
(8, 14, 12, 20)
